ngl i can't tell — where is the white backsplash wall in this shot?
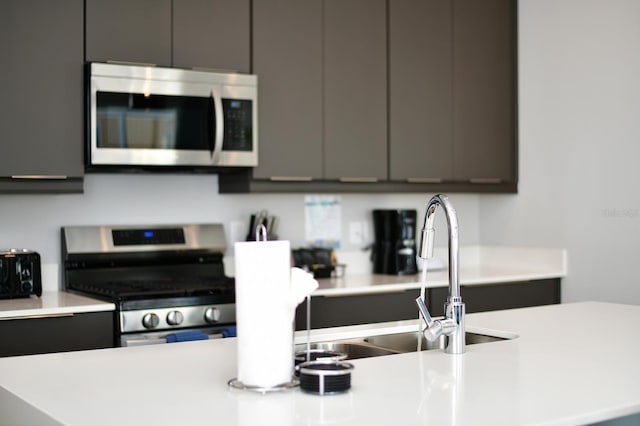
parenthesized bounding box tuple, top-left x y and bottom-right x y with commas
(479, 0, 640, 305)
(0, 173, 480, 288)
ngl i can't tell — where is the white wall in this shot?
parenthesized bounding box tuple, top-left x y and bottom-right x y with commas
(480, 0, 640, 304)
(0, 173, 480, 281)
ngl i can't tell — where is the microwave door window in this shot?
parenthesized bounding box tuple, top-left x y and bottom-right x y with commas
(96, 92, 211, 152)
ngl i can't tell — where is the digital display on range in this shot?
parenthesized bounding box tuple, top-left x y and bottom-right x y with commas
(112, 228, 186, 246)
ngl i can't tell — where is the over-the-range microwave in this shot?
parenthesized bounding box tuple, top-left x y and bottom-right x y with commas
(86, 62, 258, 171)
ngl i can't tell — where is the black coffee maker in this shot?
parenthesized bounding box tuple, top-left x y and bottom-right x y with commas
(372, 209, 418, 275)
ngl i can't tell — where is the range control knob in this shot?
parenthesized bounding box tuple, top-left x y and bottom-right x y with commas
(142, 313, 160, 329)
(204, 307, 221, 323)
(166, 310, 184, 326)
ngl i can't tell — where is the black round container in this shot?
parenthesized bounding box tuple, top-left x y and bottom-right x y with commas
(298, 360, 354, 395)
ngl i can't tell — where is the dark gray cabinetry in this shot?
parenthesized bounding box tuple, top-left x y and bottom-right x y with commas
(388, 0, 454, 182)
(249, 0, 386, 183)
(0, 311, 114, 357)
(251, 0, 323, 180)
(388, 0, 516, 185)
(86, 0, 250, 72)
(85, 0, 172, 66)
(323, 0, 387, 181)
(173, 0, 250, 72)
(452, 0, 516, 182)
(0, 0, 84, 193)
(220, 0, 517, 194)
(295, 279, 560, 330)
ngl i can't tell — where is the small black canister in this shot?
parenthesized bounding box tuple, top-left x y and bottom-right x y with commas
(298, 360, 354, 395)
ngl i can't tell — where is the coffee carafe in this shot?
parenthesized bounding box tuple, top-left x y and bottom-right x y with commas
(372, 209, 418, 275)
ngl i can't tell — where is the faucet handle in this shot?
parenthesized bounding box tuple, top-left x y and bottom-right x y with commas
(416, 297, 454, 342)
(416, 296, 434, 327)
(416, 297, 442, 341)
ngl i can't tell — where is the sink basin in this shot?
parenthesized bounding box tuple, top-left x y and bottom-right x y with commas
(365, 331, 508, 353)
(297, 330, 513, 360)
(295, 341, 400, 360)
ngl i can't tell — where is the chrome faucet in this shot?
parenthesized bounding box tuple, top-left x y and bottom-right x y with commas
(415, 194, 465, 354)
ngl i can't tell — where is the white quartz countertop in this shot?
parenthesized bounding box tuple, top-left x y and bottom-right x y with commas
(0, 292, 114, 319)
(314, 246, 567, 296)
(1, 301, 638, 426)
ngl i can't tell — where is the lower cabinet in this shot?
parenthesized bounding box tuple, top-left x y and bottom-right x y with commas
(0, 312, 115, 357)
(295, 278, 560, 330)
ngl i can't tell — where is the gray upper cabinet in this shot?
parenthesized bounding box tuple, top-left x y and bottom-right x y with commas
(389, 0, 454, 182)
(252, 0, 323, 180)
(323, 0, 387, 181)
(86, 0, 250, 72)
(389, 0, 516, 185)
(173, 0, 250, 72)
(250, 0, 386, 183)
(85, 0, 172, 66)
(0, 0, 84, 193)
(453, 0, 516, 182)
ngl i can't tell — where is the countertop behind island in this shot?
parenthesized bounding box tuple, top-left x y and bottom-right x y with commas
(0, 301, 637, 426)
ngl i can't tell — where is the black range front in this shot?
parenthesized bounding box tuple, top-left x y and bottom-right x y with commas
(61, 224, 236, 347)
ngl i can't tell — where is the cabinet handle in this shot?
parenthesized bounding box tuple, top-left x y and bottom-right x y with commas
(11, 175, 68, 180)
(269, 176, 313, 182)
(469, 178, 502, 184)
(0, 313, 74, 321)
(407, 177, 443, 183)
(338, 177, 379, 183)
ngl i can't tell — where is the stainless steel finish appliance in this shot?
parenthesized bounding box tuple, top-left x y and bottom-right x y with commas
(416, 194, 465, 355)
(87, 62, 258, 170)
(372, 209, 418, 275)
(0, 249, 42, 299)
(61, 224, 235, 346)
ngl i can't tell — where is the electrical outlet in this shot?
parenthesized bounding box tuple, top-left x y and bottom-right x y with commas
(349, 221, 365, 245)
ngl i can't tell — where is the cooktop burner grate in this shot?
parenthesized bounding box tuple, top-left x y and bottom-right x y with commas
(68, 276, 235, 301)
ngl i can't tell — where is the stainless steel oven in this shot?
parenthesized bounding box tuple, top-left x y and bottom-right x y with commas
(86, 62, 258, 170)
(61, 224, 236, 347)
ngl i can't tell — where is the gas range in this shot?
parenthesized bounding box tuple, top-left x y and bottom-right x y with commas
(61, 224, 236, 346)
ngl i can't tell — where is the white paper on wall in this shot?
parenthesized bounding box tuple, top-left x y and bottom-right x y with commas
(304, 195, 341, 248)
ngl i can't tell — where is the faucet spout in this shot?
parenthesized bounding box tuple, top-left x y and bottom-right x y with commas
(419, 194, 460, 300)
(416, 194, 465, 354)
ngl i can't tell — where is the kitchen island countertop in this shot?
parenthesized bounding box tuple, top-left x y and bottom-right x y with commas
(0, 301, 638, 426)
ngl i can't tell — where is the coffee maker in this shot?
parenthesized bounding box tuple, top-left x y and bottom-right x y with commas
(372, 209, 418, 275)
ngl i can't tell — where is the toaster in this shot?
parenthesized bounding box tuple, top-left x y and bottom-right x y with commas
(0, 249, 42, 299)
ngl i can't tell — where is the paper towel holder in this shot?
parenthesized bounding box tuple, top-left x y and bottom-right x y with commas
(227, 377, 300, 393)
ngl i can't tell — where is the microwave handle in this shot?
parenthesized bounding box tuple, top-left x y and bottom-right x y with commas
(211, 88, 224, 164)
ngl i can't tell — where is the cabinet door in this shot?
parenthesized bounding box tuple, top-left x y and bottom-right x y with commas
(0, 0, 84, 191)
(0, 312, 114, 357)
(323, 0, 387, 181)
(173, 0, 250, 72)
(389, 0, 454, 182)
(453, 0, 516, 182)
(251, 0, 323, 180)
(85, 0, 172, 66)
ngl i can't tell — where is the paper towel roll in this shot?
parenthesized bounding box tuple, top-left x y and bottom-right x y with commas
(234, 240, 294, 388)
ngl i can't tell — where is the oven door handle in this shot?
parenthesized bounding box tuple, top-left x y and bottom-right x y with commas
(210, 87, 224, 165)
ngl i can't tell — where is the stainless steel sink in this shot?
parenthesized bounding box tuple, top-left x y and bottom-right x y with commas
(295, 341, 401, 360)
(296, 330, 512, 360)
(365, 331, 508, 353)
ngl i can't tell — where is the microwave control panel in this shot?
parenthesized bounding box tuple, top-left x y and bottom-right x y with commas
(222, 99, 253, 151)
